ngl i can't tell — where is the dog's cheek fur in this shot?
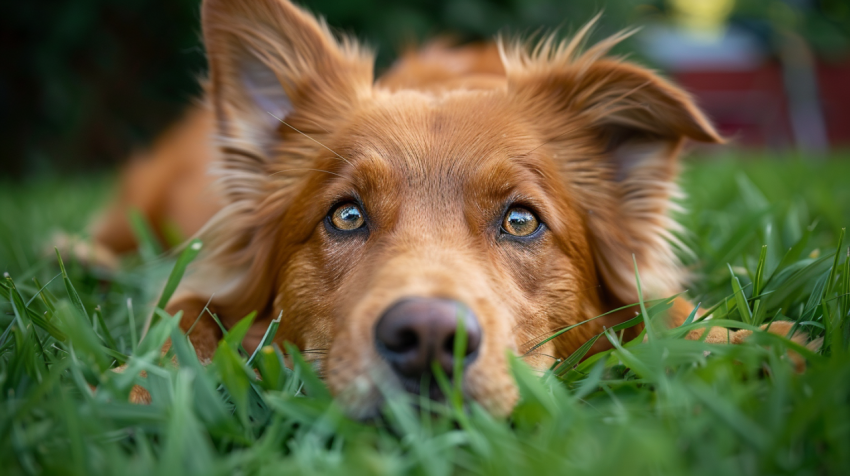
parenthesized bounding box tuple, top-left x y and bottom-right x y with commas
(273, 219, 377, 361)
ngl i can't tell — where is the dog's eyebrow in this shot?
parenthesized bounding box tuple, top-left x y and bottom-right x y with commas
(268, 111, 354, 167)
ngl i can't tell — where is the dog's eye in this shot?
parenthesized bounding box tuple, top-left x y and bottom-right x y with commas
(330, 203, 365, 231)
(502, 207, 539, 237)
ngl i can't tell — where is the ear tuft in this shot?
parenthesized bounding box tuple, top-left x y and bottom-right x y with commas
(502, 27, 723, 146)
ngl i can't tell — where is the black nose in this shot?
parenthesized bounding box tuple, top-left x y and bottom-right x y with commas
(374, 298, 482, 392)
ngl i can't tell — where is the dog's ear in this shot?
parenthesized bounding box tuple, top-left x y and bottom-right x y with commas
(504, 31, 722, 302)
(188, 0, 373, 321)
(202, 0, 373, 201)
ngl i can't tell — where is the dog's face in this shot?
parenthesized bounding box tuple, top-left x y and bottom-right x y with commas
(270, 93, 601, 416)
(195, 0, 720, 417)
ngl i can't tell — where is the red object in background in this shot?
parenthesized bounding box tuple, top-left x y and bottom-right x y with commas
(674, 61, 850, 148)
(675, 64, 792, 147)
(817, 62, 850, 145)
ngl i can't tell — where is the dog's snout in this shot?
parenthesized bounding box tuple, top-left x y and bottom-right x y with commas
(375, 298, 481, 386)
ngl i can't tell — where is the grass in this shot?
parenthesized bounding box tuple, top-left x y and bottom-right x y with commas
(2, 153, 850, 475)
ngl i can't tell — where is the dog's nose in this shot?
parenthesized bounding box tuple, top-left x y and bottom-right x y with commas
(374, 298, 482, 383)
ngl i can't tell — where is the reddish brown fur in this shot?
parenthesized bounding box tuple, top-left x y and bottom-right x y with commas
(92, 106, 222, 255)
(94, 0, 802, 417)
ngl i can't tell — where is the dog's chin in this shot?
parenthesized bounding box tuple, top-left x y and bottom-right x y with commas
(326, 344, 521, 419)
(332, 368, 486, 420)
(334, 372, 517, 421)
(395, 374, 449, 402)
(331, 373, 386, 420)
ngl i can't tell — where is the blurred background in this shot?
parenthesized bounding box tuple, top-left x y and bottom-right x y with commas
(1, 0, 849, 178)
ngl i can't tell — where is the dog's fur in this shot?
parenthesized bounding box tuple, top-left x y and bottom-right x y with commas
(92, 0, 805, 417)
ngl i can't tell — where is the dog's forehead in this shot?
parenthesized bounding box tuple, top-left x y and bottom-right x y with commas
(337, 90, 543, 190)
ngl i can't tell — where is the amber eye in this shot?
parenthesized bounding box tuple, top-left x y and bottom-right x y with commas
(502, 207, 540, 237)
(329, 203, 365, 231)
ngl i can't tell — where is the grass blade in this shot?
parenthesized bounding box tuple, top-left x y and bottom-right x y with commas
(284, 342, 331, 400)
(128, 208, 163, 261)
(682, 302, 701, 326)
(633, 255, 656, 341)
(451, 308, 467, 410)
(754, 245, 768, 297)
(25, 274, 60, 309)
(55, 248, 88, 323)
(728, 263, 753, 325)
(826, 228, 845, 297)
(247, 312, 281, 367)
(93, 305, 117, 350)
(149, 239, 203, 330)
(842, 247, 850, 349)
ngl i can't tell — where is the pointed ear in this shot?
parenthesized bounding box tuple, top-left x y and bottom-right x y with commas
(202, 0, 373, 184)
(504, 33, 722, 302)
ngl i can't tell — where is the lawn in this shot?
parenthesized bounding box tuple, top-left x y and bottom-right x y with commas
(2, 153, 850, 475)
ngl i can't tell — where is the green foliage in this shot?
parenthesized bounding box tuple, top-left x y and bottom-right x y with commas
(6, 0, 849, 178)
(2, 155, 850, 474)
(1, 0, 206, 176)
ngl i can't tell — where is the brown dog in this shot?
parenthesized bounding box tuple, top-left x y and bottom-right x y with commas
(91, 0, 796, 417)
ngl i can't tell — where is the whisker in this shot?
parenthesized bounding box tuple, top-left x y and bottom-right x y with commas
(521, 352, 559, 362)
(518, 128, 573, 158)
(303, 118, 332, 135)
(267, 112, 353, 167)
(519, 332, 563, 354)
(269, 168, 344, 179)
(515, 282, 657, 356)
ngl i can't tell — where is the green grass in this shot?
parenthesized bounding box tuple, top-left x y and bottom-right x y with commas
(2, 154, 850, 475)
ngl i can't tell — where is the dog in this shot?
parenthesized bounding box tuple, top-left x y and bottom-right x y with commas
(89, 0, 804, 418)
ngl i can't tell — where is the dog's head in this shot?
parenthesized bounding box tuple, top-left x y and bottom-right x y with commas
(193, 0, 721, 417)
